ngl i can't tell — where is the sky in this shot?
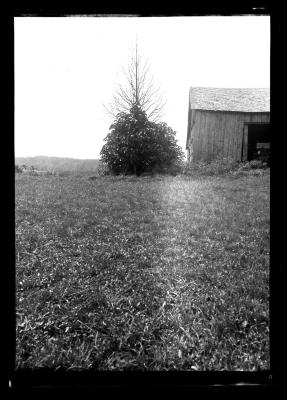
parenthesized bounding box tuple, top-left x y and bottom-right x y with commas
(14, 15, 270, 159)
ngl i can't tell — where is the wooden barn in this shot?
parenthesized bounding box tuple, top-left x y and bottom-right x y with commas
(186, 87, 270, 163)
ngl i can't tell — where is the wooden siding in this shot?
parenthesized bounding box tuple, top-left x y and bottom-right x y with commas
(242, 125, 248, 161)
(188, 110, 270, 162)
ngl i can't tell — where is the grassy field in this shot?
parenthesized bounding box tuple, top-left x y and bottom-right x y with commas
(15, 171, 270, 370)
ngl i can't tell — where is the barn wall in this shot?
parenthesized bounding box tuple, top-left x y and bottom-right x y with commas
(189, 110, 270, 162)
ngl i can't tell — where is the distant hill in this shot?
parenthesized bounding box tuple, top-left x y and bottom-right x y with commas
(15, 156, 101, 173)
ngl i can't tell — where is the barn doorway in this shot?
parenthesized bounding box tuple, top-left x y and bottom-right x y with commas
(244, 123, 270, 163)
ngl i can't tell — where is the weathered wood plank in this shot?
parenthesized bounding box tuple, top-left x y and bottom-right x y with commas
(192, 112, 197, 161)
(206, 112, 212, 161)
(230, 113, 236, 158)
(226, 112, 233, 159)
(201, 111, 207, 161)
(222, 113, 229, 158)
(218, 112, 225, 159)
(210, 112, 217, 161)
(237, 121, 244, 161)
(242, 124, 248, 161)
(198, 111, 205, 161)
(233, 114, 239, 160)
(193, 112, 200, 161)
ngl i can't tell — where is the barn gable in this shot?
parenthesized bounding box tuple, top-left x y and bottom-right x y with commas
(186, 87, 270, 163)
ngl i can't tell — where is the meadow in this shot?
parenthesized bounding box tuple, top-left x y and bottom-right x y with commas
(15, 171, 270, 370)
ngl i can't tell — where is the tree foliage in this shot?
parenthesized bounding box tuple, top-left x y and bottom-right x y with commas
(100, 106, 184, 176)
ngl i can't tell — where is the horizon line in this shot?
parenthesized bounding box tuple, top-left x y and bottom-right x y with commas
(15, 155, 101, 161)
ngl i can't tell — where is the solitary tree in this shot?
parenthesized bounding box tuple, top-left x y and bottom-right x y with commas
(105, 41, 165, 122)
(101, 40, 184, 176)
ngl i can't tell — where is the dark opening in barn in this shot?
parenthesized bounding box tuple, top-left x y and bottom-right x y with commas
(246, 123, 270, 163)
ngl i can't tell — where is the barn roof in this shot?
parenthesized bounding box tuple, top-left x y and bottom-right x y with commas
(189, 87, 270, 112)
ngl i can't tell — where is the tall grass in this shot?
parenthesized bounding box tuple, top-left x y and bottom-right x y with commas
(183, 157, 269, 177)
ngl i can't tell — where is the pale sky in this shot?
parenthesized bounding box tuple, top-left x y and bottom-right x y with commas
(14, 16, 270, 159)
